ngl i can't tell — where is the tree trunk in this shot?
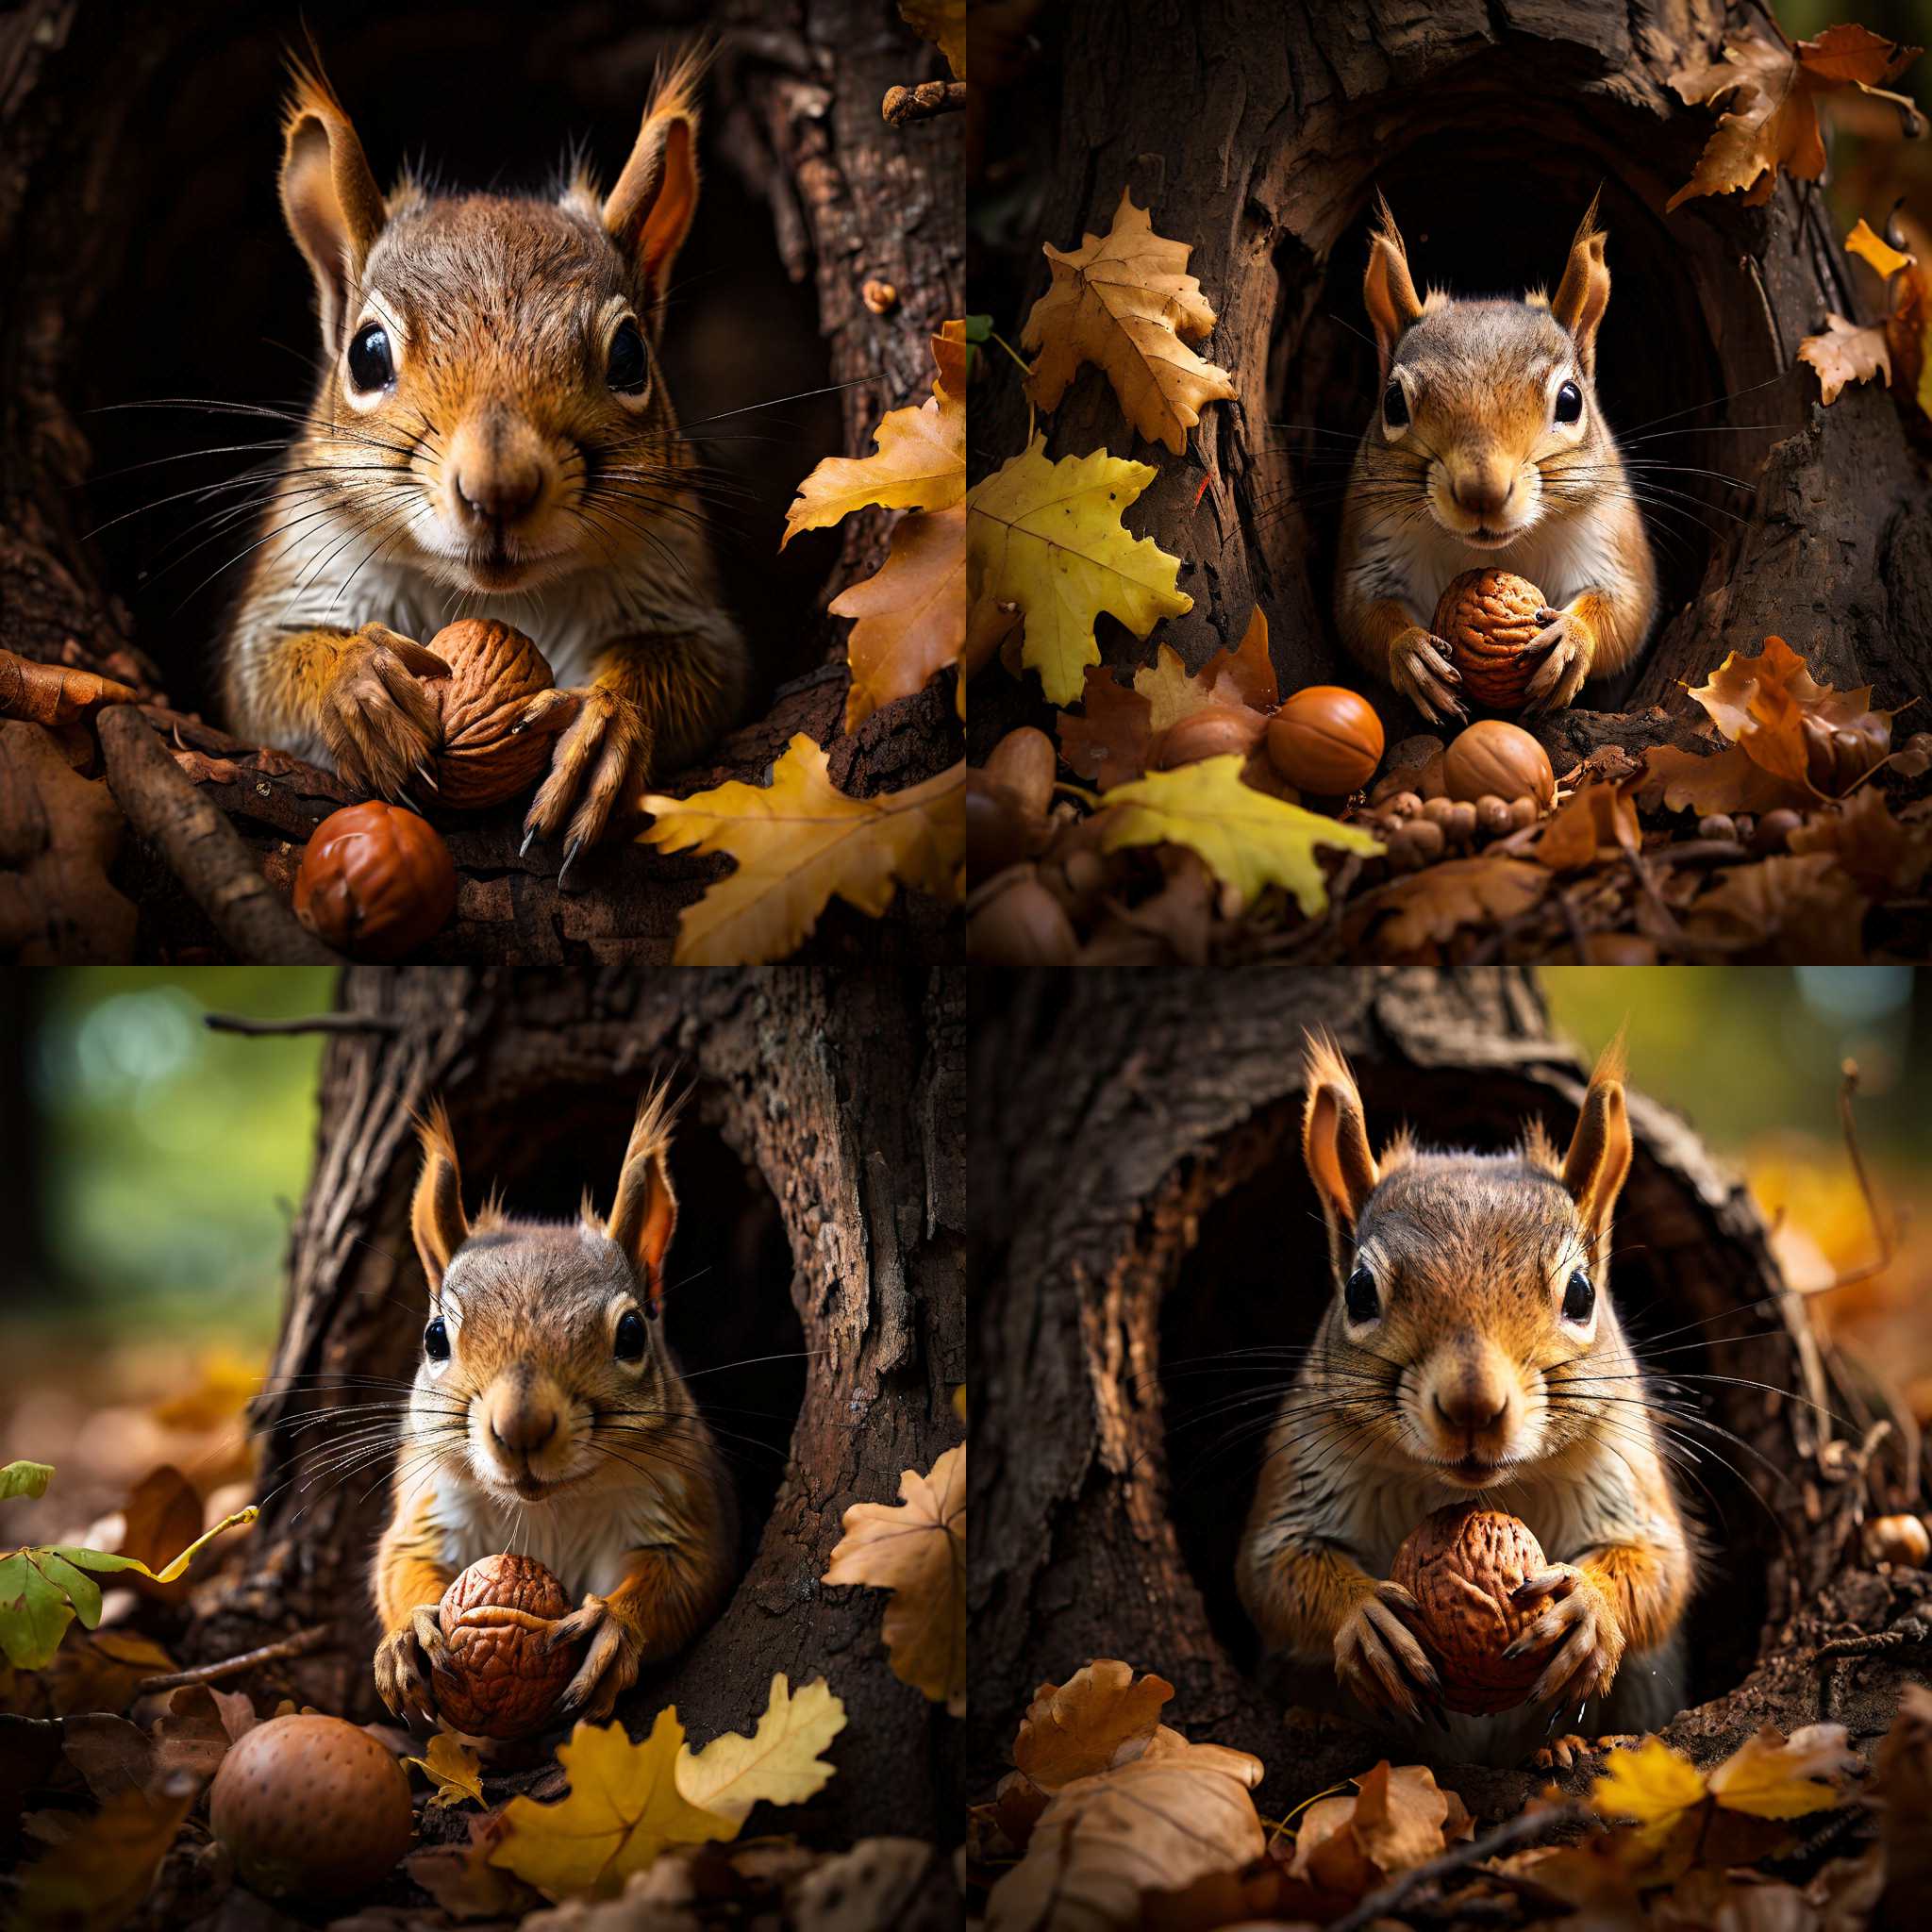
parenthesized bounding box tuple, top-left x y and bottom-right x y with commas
(969, 0, 1932, 772)
(969, 966, 1924, 1822)
(192, 963, 965, 1849)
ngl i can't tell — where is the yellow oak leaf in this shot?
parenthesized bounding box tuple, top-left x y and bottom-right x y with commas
(407, 1730, 484, 1808)
(1132, 607, 1278, 733)
(1022, 190, 1236, 453)
(1095, 756, 1383, 915)
(639, 737, 963, 966)
(675, 1674, 846, 1824)
(781, 333, 963, 546)
(1845, 218, 1913, 283)
(490, 1709, 736, 1902)
(831, 503, 966, 731)
(1707, 1724, 1857, 1818)
(1591, 1736, 1708, 1850)
(967, 436, 1192, 705)
(1799, 314, 1891, 405)
(824, 1445, 964, 1717)
(898, 0, 964, 78)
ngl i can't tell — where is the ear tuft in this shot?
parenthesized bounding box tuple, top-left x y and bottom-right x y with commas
(1550, 189, 1611, 376)
(410, 1099, 471, 1291)
(1302, 1031, 1380, 1267)
(603, 42, 709, 317)
(606, 1079, 686, 1308)
(279, 43, 387, 349)
(1363, 191, 1424, 384)
(1561, 1027, 1632, 1248)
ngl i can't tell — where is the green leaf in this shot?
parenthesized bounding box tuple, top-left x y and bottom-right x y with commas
(37, 1552, 103, 1630)
(1, 1558, 77, 1668)
(0, 1461, 54, 1502)
(963, 314, 992, 342)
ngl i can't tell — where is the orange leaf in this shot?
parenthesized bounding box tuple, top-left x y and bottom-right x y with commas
(1637, 742, 1807, 818)
(831, 503, 966, 731)
(1133, 607, 1280, 732)
(1012, 1661, 1174, 1790)
(1793, 23, 1921, 88)
(1535, 780, 1641, 872)
(1685, 853, 1869, 961)
(1058, 667, 1157, 790)
(1365, 857, 1546, 954)
(0, 651, 140, 727)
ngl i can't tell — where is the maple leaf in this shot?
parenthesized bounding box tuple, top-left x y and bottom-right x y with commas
(639, 738, 963, 966)
(14, 1773, 198, 1931)
(897, 0, 964, 78)
(675, 1674, 845, 1824)
(1799, 313, 1891, 405)
(831, 502, 966, 731)
(1364, 855, 1547, 955)
(491, 1709, 737, 1901)
(1012, 1661, 1174, 1790)
(0, 651, 141, 727)
(967, 435, 1192, 705)
(1096, 756, 1383, 915)
(408, 1730, 485, 1808)
(1022, 189, 1237, 454)
(823, 1444, 965, 1717)
(781, 331, 964, 546)
(1706, 1724, 1857, 1819)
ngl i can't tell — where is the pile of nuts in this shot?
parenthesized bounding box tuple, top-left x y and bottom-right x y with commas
(1352, 718, 1557, 869)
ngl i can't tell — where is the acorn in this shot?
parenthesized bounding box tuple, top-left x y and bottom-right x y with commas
(984, 727, 1058, 819)
(1433, 570, 1551, 711)
(1266, 687, 1385, 796)
(293, 802, 457, 960)
(1865, 1514, 1931, 1569)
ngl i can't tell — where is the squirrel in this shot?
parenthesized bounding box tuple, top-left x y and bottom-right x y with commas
(219, 48, 746, 883)
(1235, 1033, 1694, 1766)
(373, 1085, 738, 1730)
(1334, 193, 1658, 725)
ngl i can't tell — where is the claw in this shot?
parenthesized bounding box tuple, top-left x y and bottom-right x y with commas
(558, 836, 584, 891)
(415, 761, 440, 793)
(521, 823, 541, 858)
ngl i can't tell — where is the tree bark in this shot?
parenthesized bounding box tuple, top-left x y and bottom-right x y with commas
(969, 0, 1932, 770)
(192, 964, 965, 1849)
(969, 966, 1924, 1823)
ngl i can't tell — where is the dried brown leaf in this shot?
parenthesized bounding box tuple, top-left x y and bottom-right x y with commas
(1367, 856, 1547, 954)
(1012, 1660, 1174, 1790)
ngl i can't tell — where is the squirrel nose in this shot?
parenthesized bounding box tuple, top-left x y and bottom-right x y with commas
(489, 1404, 558, 1457)
(1434, 1387, 1508, 1433)
(1451, 469, 1515, 522)
(457, 466, 542, 527)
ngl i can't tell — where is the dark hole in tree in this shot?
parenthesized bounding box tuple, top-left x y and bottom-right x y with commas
(73, 1, 841, 723)
(1158, 1071, 1796, 1739)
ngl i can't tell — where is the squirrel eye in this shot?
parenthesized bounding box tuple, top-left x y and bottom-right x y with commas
(1562, 1270, 1595, 1323)
(614, 1308, 648, 1361)
(1382, 381, 1409, 428)
(1344, 1262, 1380, 1324)
(1554, 380, 1583, 425)
(607, 317, 648, 397)
(423, 1316, 450, 1362)
(347, 322, 395, 394)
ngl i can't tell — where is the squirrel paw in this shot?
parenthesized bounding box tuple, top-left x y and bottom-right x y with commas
(1334, 1578, 1442, 1725)
(374, 1603, 450, 1729)
(320, 623, 453, 803)
(543, 1594, 644, 1725)
(517, 687, 652, 888)
(1522, 607, 1596, 713)
(1389, 627, 1466, 725)
(1503, 1564, 1625, 1707)
(1533, 1731, 1640, 1773)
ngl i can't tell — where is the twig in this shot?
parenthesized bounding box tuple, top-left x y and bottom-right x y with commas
(1325, 1801, 1589, 1932)
(1814, 1616, 1930, 1663)
(882, 79, 966, 125)
(1824, 1059, 1903, 1291)
(98, 708, 339, 964)
(205, 1013, 398, 1038)
(135, 1623, 331, 1693)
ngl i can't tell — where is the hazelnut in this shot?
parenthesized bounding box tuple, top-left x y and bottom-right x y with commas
(984, 727, 1058, 820)
(293, 802, 457, 960)
(1507, 794, 1541, 830)
(1754, 808, 1803, 855)
(424, 620, 558, 808)
(1475, 795, 1514, 839)
(209, 1714, 412, 1899)
(1698, 813, 1738, 843)
(1433, 570, 1550, 711)
(1155, 703, 1268, 769)
(1266, 687, 1385, 796)
(1381, 791, 1424, 821)
(1865, 1514, 1931, 1569)
(861, 278, 899, 315)
(967, 772, 1049, 883)
(1441, 800, 1478, 845)
(1391, 1505, 1556, 1716)
(968, 875, 1078, 964)
(1391, 818, 1445, 868)
(1442, 721, 1556, 810)
(433, 1554, 583, 1740)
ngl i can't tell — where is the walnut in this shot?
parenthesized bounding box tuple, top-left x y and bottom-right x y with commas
(432, 1553, 584, 1740)
(293, 801, 457, 960)
(1391, 1504, 1556, 1715)
(425, 619, 558, 808)
(1433, 569, 1550, 711)
(1441, 720, 1556, 811)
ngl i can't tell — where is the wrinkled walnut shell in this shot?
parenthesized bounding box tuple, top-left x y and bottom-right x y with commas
(424, 619, 558, 808)
(1266, 686, 1385, 795)
(293, 801, 457, 960)
(1442, 720, 1556, 810)
(432, 1553, 583, 1739)
(1434, 570, 1550, 711)
(1391, 1504, 1556, 1716)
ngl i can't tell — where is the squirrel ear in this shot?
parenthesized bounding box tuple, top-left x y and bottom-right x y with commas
(604, 48, 704, 323)
(607, 1083, 683, 1310)
(1561, 1032, 1632, 1247)
(411, 1100, 470, 1292)
(1303, 1032, 1380, 1239)
(279, 52, 387, 351)
(1363, 192, 1423, 384)
(1551, 192, 1610, 376)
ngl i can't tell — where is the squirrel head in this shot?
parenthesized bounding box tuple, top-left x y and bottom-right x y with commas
(404, 1084, 695, 1504)
(1359, 192, 1614, 549)
(277, 47, 708, 597)
(1299, 1030, 1634, 1489)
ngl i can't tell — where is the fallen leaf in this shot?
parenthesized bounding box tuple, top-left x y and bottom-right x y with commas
(831, 503, 966, 731)
(1133, 607, 1279, 733)
(1022, 189, 1237, 454)
(1845, 217, 1913, 282)
(639, 738, 963, 966)
(1012, 1661, 1174, 1790)
(824, 1445, 964, 1717)
(13, 1773, 197, 1931)
(116, 1466, 204, 1604)
(1684, 853, 1870, 961)
(58, 1714, 155, 1802)
(1366, 855, 1548, 953)
(408, 1810, 540, 1922)
(43, 1631, 176, 1719)
(1536, 780, 1641, 872)
(791, 1837, 941, 1932)
(1095, 756, 1384, 915)
(1788, 788, 1932, 892)
(407, 1729, 485, 1808)
(897, 0, 964, 78)
(0, 652, 140, 728)
(1800, 313, 1892, 405)
(1707, 1723, 1857, 1818)
(150, 1684, 258, 1785)
(1291, 1760, 1473, 1898)
(967, 435, 1192, 705)
(1, 1462, 53, 1502)
(675, 1675, 845, 1824)
(1591, 1736, 1709, 1851)
(491, 1709, 737, 1902)
(1638, 742, 1809, 818)
(1057, 667, 1157, 788)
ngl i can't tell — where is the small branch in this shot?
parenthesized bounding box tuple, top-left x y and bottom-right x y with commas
(135, 1623, 331, 1693)
(882, 80, 966, 125)
(1814, 1616, 1930, 1664)
(205, 1013, 398, 1039)
(98, 708, 339, 965)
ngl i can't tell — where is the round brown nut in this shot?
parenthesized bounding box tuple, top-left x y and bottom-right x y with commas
(985, 727, 1058, 820)
(1442, 720, 1556, 810)
(294, 801, 457, 960)
(1400, 817, 1446, 864)
(1432, 570, 1551, 711)
(1441, 800, 1478, 845)
(1421, 796, 1458, 827)
(1754, 808, 1802, 856)
(1475, 795, 1514, 839)
(432, 1553, 584, 1740)
(1391, 1505, 1557, 1716)
(969, 875, 1077, 964)
(1266, 686, 1385, 796)
(1507, 794, 1541, 830)
(1698, 813, 1737, 843)
(1156, 703, 1269, 769)
(967, 772, 1049, 883)
(1864, 1513, 1931, 1568)
(1382, 790, 1424, 821)
(424, 620, 558, 808)
(209, 1714, 412, 1899)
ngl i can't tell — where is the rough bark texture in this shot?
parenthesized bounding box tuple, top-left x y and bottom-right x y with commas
(0, 0, 962, 963)
(190, 964, 965, 1849)
(970, 967, 1925, 1823)
(970, 0, 1932, 771)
